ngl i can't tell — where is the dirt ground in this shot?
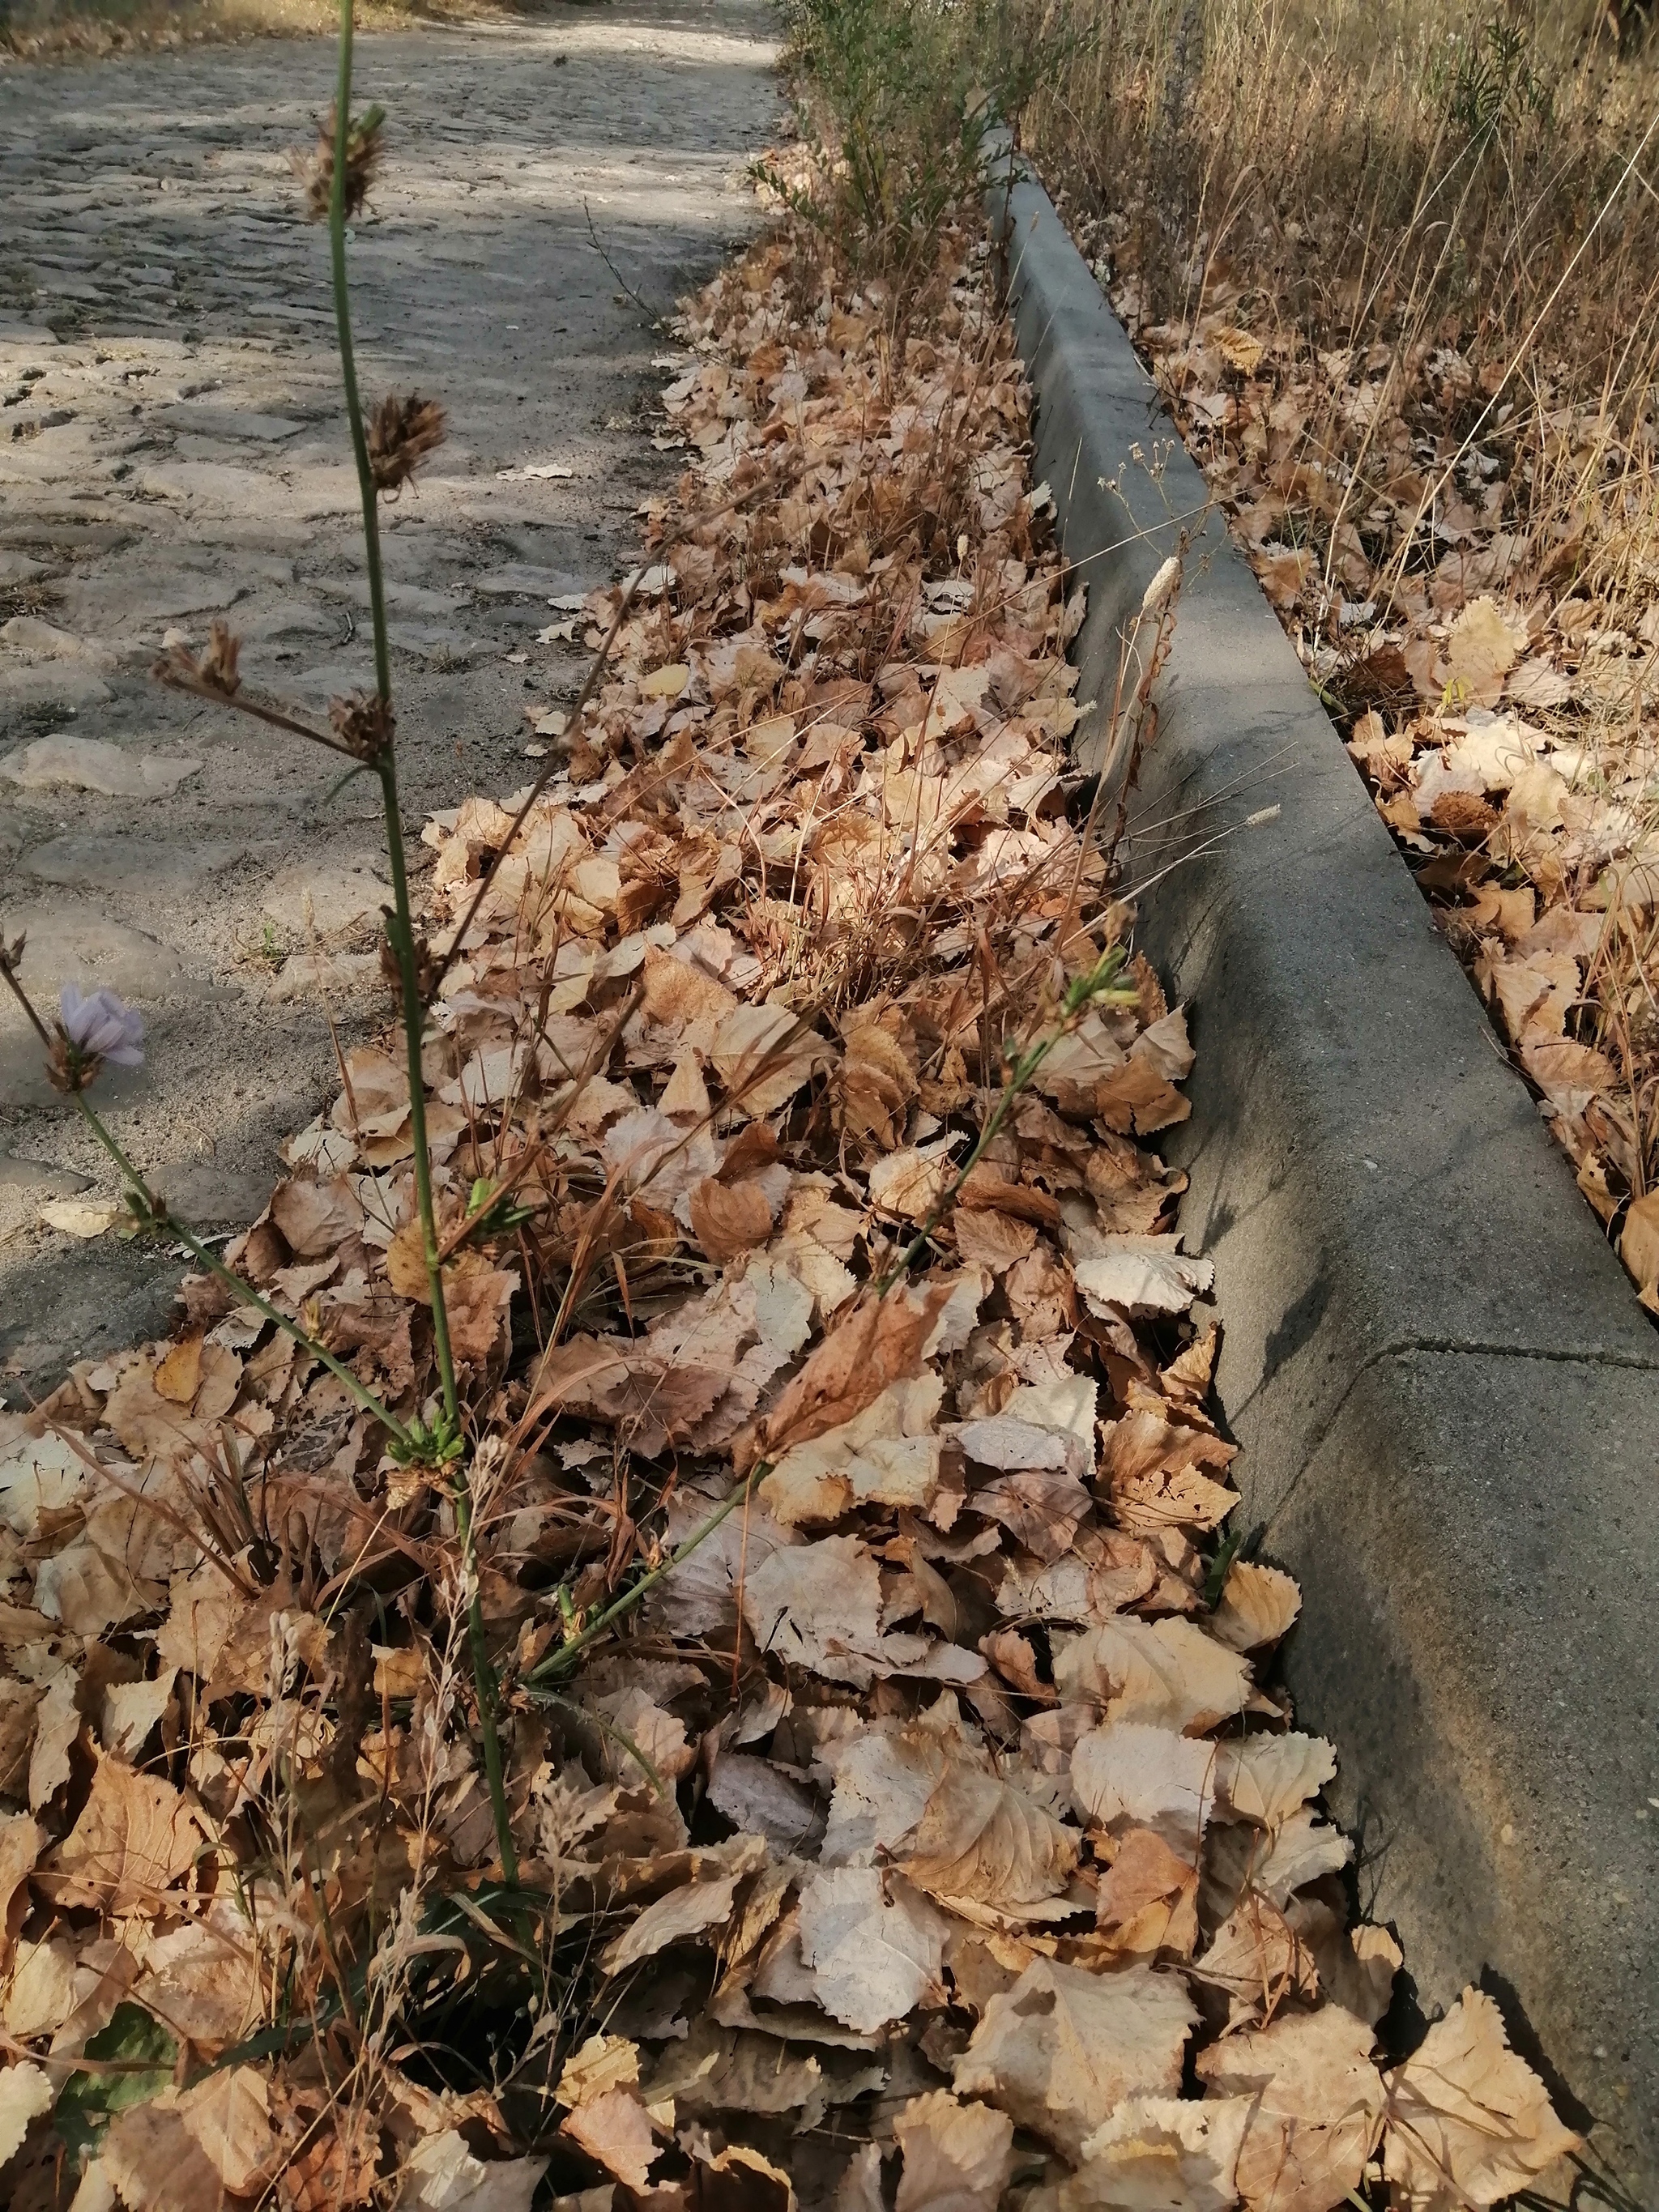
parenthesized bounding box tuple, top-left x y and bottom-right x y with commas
(0, 0, 781, 1399)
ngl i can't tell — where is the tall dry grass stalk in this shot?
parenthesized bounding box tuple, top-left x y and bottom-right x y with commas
(1030, 0, 1659, 1210)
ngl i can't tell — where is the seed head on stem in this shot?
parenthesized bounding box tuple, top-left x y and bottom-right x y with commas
(153, 617, 241, 698)
(367, 393, 446, 495)
(327, 690, 396, 762)
(293, 99, 386, 224)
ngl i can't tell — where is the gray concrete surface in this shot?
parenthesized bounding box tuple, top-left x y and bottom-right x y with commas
(993, 159, 1659, 2197)
(0, 2, 780, 1396)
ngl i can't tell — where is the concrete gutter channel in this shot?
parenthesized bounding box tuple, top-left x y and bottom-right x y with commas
(991, 162, 1659, 2196)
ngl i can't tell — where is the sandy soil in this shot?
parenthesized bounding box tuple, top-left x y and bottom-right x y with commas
(0, 0, 781, 1398)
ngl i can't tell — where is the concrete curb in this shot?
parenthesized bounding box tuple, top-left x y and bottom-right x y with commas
(991, 164, 1659, 2194)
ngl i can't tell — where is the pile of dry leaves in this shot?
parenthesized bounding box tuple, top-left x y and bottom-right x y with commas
(0, 203, 1576, 2211)
(1062, 198, 1659, 1311)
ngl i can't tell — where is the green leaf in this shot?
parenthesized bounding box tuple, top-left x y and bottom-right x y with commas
(53, 2001, 177, 2159)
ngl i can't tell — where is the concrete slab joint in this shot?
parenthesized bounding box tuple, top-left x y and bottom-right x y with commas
(989, 157, 1659, 2196)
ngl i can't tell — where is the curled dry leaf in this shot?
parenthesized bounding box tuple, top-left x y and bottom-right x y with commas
(1382, 1988, 1580, 2209)
(894, 2088, 1014, 2212)
(734, 1282, 953, 1475)
(952, 1956, 1196, 2160)
(1197, 2005, 1387, 2212)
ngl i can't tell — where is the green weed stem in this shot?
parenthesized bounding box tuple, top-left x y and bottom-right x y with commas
(875, 940, 1137, 1293)
(0, 949, 410, 1447)
(325, 0, 513, 1881)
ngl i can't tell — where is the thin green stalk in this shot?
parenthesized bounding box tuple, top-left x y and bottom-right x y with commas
(377, 791, 461, 1428)
(527, 1459, 774, 1687)
(875, 941, 1136, 1294)
(46, 1055, 407, 1447)
(325, 0, 512, 1882)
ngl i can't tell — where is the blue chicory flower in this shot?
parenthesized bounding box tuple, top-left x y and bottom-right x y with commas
(58, 984, 146, 1069)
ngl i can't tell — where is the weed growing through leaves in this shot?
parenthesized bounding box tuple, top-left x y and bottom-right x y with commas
(1026, 0, 1659, 1302)
(0, 20, 1580, 2207)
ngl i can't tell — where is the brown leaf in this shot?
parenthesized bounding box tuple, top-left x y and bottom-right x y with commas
(104, 1342, 243, 1461)
(1382, 1988, 1579, 2209)
(0, 2061, 53, 2169)
(561, 2086, 661, 2190)
(971, 1464, 1092, 1563)
(1070, 1721, 1217, 1856)
(1094, 1826, 1199, 1958)
(735, 1282, 950, 1475)
(269, 1172, 362, 1258)
(1618, 1187, 1659, 1300)
(103, 2094, 237, 2212)
(690, 1176, 774, 1263)
(740, 1534, 950, 1687)
(902, 1764, 1078, 1915)
(957, 1200, 1044, 1284)
(838, 1005, 918, 1150)
(177, 2065, 282, 2196)
(1209, 1559, 1301, 1652)
(1444, 595, 1525, 709)
(894, 2089, 1013, 2212)
(398, 2129, 548, 2211)
(0, 1812, 42, 1967)
(1198, 2005, 1386, 2212)
(1064, 2096, 1251, 2211)
(152, 1334, 204, 1407)
(599, 1865, 748, 1975)
(796, 1866, 949, 2031)
(442, 1252, 518, 1370)
(131, 1896, 266, 2052)
(951, 1955, 1196, 2160)
(50, 1754, 208, 1914)
(1191, 1892, 1318, 2028)
(1055, 1616, 1251, 1733)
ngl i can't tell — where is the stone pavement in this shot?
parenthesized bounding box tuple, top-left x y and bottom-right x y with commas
(0, 1, 779, 1398)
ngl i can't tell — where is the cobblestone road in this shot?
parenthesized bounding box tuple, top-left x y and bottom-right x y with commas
(0, 2, 778, 1395)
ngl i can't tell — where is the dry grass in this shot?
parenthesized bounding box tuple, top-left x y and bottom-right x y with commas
(0, 0, 519, 64)
(1027, 0, 1659, 1273)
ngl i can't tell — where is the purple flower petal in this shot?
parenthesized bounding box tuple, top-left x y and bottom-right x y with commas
(58, 983, 145, 1068)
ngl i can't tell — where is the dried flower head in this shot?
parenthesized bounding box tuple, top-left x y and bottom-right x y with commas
(367, 394, 446, 495)
(292, 100, 386, 224)
(379, 923, 438, 1004)
(153, 617, 241, 698)
(51, 984, 145, 1092)
(329, 691, 396, 762)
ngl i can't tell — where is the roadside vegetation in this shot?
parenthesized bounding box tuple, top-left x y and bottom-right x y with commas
(0, 0, 500, 65)
(1026, 0, 1659, 1306)
(0, 1, 1589, 2206)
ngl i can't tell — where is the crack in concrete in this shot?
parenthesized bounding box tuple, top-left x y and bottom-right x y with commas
(1261, 1328, 1659, 1539)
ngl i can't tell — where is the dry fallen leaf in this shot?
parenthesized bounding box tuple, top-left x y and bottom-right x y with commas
(1444, 596, 1526, 709)
(1068, 2094, 1252, 2212)
(1198, 2004, 1386, 2212)
(0, 2056, 53, 2167)
(796, 1867, 949, 2031)
(736, 1283, 953, 1474)
(560, 2085, 661, 2190)
(397, 2130, 548, 2212)
(952, 1956, 1196, 2159)
(894, 2089, 1014, 2212)
(50, 1754, 208, 1915)
(1382, 1988, 1579, 2209)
